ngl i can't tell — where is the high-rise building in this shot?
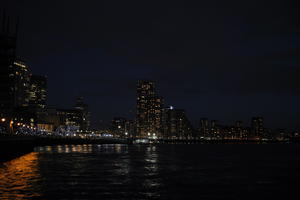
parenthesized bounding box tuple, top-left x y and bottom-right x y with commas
(0, 58, 31, 122)
(153, 96, 164, 137)
(162, 106, 193, 139)
(111, 117, 126, 137)
(29, 75, 47, 109)
(0, 13, 48, 131)
(11, 59, 30, 107)
(74, 97, 90, 131)
(199, 118, 209, 138)
(125, 119, 135, 138)
(251, 117, 264, 139)
(234, 121, 244, 139)
(56, 108, 82, 129)
(136, 80, 163, 138)
(0, 13, 18, 116)
(210, 120, 219, 139)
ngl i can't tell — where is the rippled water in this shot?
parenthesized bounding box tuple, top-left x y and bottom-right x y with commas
(1, 144, 300, 199)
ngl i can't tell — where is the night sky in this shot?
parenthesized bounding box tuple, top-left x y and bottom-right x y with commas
(3, 0, 300, 129)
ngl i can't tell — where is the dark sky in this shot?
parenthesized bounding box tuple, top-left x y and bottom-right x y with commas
(3, 0, 300, 129)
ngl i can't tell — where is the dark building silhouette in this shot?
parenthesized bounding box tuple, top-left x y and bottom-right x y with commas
(234, 121, 246, 139)
(162, 106, 193, 139)
(33, 97, 90, 132)
(210, 120, 219, 139)
(74, 97, 90, 131)
(125, 119, 135, 138)
(136, 80, 164, 138)
(0, 12, 51, 130)
(251, 117, 264, 139)
(29, 75, 47, 109)
(0, 12, 19, 117)
(11, 59, 30, 107)
(111, 117, 135, 138)
(153, 96, 164, 137)
(56, 108, 82, 129)
(111, 117, 126, 137)
(233, 123, 249, 140)
(199, 118, 209, 138)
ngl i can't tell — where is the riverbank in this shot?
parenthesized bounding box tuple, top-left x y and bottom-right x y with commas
(0, 134, 128, 162)
(0, 134, 298, 163)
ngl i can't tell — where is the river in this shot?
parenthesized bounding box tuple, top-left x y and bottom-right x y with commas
(0, 144, 299, 199)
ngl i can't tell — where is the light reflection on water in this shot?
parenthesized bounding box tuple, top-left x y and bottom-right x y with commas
(36, 144, 127, 154)
(0, 144, 300, 199)
(0, 152, 41, 200)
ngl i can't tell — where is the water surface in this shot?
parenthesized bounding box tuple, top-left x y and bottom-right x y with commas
(0, 144, 299, 199)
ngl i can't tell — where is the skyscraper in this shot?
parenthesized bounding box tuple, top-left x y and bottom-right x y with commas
(210, 120, 219, 139)
(136, 80, 163, 138)
(11, 59, 30, 107)
(162, 106, 193, 139)
(111, 117, 126, 137)
(152, 96, 164, 138)
(199, 118, 209, 138)
(124, 119, 135, 138)
(234, 120, 244, 139)
(251, 117, 264, 139)
(74, 97, 90, 131)
(0, 13, 48, 130)
(29, 75, 47, 109)
(0, 12, 18, 116)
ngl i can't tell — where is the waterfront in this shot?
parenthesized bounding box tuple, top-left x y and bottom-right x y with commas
(0, 144, 300, 199)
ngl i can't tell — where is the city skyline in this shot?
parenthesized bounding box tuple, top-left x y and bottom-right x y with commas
(1, 2, 300, 199)
(2, 1, 300, 129)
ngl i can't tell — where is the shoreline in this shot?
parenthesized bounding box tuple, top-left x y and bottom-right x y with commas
(0, 134, 298, 163)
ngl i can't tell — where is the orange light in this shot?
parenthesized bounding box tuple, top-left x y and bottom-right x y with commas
(1, 118, 5, 122)
(9, 120, 14, 128)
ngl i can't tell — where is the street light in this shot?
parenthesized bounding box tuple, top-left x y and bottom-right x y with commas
(1, 118, 5, 122)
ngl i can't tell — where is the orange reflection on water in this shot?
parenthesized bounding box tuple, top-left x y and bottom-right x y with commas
(0, 152, 41, 200)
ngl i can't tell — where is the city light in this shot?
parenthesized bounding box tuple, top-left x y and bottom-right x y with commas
(0, 5, 299, 200)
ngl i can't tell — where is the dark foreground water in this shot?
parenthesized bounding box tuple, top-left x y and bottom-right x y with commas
(0, 144, 300, 200)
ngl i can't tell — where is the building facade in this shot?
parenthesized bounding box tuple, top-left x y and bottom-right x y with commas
(111, 117, 126, 137)
(74, 97, 90, 131)
(162, 106, 193, 139)
(0, 14, 18, 116)
(199, 118, 209, 139)
(0, 13, 48, 130)
(136, 80, 164, 138)
(29, 75, 47, 109)
(251, 117, 264, 139)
